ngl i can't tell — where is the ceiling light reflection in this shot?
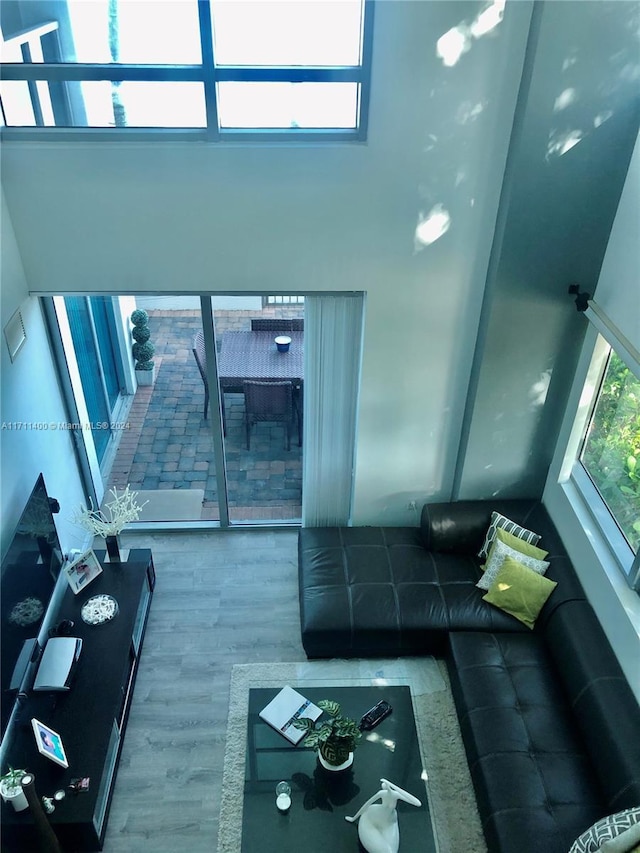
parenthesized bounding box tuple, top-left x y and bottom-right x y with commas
(415, 205, 451, 246)
(365, 732, 396, 751)
(438, 1, 505, 66)
(529, 370, 552, 407)
(594, 110, 613, 128)
(553, 88, 577, 112)
(470, 0, 505, 38)
(546, 129, 584, 159)
(436, 26, 470, 67)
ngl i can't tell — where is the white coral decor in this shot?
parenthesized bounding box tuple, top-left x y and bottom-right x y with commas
(71, 486, 147, 537)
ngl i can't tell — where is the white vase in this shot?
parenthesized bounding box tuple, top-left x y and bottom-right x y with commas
(1, 780, 29, 812)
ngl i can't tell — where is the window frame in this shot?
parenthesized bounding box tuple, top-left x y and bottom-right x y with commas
(557, 328, 640, 591)
(0, 0, 375, 142)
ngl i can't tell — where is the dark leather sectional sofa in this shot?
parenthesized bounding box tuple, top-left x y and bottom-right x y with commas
(298, 499, 640, 853)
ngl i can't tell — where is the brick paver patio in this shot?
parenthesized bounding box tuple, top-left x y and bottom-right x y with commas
(108, 307, 304, 521)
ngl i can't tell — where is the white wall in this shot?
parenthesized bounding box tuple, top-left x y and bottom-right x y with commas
(544, 133, 640, 701)
(135, 296, 263, 311)
(0, 1, 534, 525)
(592, 133, 640, 350)
(459, 0, 640, 500)
(2, 1, 637, 527)
(0, 190, 87, 557)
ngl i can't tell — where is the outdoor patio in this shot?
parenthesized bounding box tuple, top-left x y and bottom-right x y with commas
(107, 306, 304, 522)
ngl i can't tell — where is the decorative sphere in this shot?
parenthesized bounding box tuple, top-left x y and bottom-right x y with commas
(130, 309, 149, 326)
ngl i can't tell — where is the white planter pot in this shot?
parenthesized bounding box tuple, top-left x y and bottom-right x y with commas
(1, 779, 29, 812)
(318, 749, 354, 772)
(135, 367, 156, 386)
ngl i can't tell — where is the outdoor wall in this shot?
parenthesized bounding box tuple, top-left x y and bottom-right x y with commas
(0, 1, 533, 526)
(0, 190, 87, 558)
(458, 0, 640, 501)
(135, 296, 263, 312)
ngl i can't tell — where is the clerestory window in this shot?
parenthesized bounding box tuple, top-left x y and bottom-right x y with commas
(0, 0, 374, 141)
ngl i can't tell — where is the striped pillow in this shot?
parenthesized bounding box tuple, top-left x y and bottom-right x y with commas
(477, 511, 541, 560)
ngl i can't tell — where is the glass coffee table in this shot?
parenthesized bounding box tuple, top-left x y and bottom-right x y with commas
(242, 685, 438, 852)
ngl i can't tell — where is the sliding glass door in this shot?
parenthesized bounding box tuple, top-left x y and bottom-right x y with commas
(52, 292, 362, 527)
(65, 296, 123, 465)
(211, 295, 305, 523)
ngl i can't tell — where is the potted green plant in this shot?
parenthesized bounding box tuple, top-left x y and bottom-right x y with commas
(293, 700, 362, 771)
(130, 309, 156, 386)
(0, 767, 29, 811)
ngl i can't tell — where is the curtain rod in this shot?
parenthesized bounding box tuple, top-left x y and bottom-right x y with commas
(568, 284, 640, 375)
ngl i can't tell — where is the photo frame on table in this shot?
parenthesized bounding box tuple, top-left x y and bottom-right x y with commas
(31, 718, 69, 768)
(63, 548, 102, 595)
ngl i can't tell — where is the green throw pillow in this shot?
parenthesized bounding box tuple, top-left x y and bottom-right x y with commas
(492, 526, 549, 560)
(482, 556, 557, 629)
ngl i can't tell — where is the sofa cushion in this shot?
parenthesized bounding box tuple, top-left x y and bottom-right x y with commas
(298, 527, 529, 657)
(542, 600, 640, 813)
(299, 501, 590, 658)
(420, 499, 542, 555)
(448, 631, 604, 853)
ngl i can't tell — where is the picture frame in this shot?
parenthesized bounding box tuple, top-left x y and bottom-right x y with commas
(31, 718, 69, 768)
(63, 548, 102, 595)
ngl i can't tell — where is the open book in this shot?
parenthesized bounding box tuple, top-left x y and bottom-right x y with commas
(259, 685, 323, 745)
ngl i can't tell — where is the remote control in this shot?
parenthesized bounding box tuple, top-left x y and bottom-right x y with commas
(359, 700, 392, 731)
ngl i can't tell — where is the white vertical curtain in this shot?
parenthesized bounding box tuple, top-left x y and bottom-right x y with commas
(302, 293, 364, 526)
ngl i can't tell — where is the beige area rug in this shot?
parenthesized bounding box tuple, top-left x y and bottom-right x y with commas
(217, 658, 487, 853)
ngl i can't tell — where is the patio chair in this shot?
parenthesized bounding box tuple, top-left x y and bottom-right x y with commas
(243, 380, 295, 451)
(250, 318, 304, 332)
(192, 331, 226, 432)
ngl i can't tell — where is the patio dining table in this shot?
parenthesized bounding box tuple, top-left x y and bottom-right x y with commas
(217, 330, 304, 391)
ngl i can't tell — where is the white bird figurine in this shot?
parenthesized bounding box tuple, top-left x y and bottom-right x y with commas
(345, 778, 422, 853)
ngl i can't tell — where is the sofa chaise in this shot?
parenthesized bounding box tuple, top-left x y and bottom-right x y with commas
(298, 499, 640, 853)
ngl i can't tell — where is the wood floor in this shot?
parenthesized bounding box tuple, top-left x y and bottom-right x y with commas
(102, 529, 305, 853)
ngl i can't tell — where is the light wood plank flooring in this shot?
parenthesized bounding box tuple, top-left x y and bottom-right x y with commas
(102, 529, 305, 853)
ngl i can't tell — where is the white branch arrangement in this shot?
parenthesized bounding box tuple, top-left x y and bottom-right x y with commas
(71, 486, 148, 538)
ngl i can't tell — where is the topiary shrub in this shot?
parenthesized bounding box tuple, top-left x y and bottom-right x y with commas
(130, 310, 155, 371)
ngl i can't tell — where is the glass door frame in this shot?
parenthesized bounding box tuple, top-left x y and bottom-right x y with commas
(44, 292, 307, 530)
(200, 297, 230, 526)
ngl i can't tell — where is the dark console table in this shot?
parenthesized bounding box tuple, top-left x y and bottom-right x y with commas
(1, 549, 155, 852)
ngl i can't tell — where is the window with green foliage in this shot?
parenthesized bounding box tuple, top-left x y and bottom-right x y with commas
(580, 349, 640, 552)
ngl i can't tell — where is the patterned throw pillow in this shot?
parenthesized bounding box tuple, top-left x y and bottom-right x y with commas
(569, 807, 640, 853)
(477, 536, 550, 591)
(477, 511, 541, 560)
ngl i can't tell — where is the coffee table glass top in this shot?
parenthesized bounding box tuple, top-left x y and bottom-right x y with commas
(242, 685, 437, 852)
